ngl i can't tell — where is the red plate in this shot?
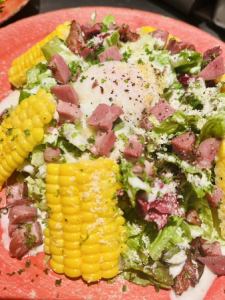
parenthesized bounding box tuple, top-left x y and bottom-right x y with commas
(0, 7, 224, 300)
(0, 0, 30, 24)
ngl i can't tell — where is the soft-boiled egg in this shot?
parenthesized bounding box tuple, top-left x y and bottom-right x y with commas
(73, 61, 160, 127)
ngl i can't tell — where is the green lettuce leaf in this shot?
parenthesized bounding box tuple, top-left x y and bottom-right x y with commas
(200, 113, 225, 141)
(170, 50, 203, 74)
(153, 111, 199, 136)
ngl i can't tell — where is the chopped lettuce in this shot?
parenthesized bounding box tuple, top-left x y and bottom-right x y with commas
(31, 148, 45, 167)
(148, 217, 185, 261)
(122, 220, 174, 289)
(170, 50, 203, 74)
(61, 123, 90, 151)
(157, 153, 213, 198)
(200, 113, 225, 141)
(120, 159, 150, 206)
(102, 15, 115, 31)
(26, 176, 46, 202)
(153, 111, 199, 136)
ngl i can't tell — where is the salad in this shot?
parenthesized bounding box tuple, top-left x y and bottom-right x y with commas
(1, 14, 225, 296)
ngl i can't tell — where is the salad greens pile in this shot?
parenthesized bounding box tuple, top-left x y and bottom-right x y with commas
(14, 14, 225, 293)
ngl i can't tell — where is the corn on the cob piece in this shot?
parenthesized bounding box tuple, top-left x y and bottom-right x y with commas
(8, 22, 70, 88)
(45, 158, 125, 282)
(216, 139, 225, 238)
(0, 89, 55, 187)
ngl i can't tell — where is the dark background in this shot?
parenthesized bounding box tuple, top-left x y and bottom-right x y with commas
(2, 0, 225, 41)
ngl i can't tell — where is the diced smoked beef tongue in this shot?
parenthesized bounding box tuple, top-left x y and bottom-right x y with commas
(171, 132, 196, 158)
(8, 205, 37, 225)
(186, 209, 202, 226)
(152, 29, 169, 45)
(118, 24, 140, 42)
(173, 259, 200, 295)
(207, 186, 223, 208)
(199, 55, 225, 81)
(200, 241, 222, 257)
(51, 84, 79, 105)
(44, 147, 61, 163)
(88, 104, 123, 131)
(144, 160, 154, 177)
(57, 100, 81, 123)
(140, 114, 153, 130)
(92, 130, 116, 157)
(124, 136, 143, 159)
(8, 223, 18, 237)
(66, 20, 85, 54)
(149, 193, 182, 216)
(6, 182, 29, 207)
(198, 256, 225, 276)
(196, 138, 221, 169)
(31, 221, 43, 245)
(9, 222, 43, 259)
(9, 228, 29, 259)
(150, 100, 175, 122)
(203, 46, 222, 65)
(81, 23, 102, 40)
(79, 47, 94, 59)
(98, 46, 122, 63)
(177, 74, 192, 87)
(49, 54, 71, 84)
(145, 211, 168, 229)
(138, 193, 182, 229)
(166, 39, 195, 54)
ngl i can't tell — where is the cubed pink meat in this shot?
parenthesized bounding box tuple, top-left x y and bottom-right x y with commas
(201, 241, 222, 256)
(6, 182, 29, 207)
(8, 205, 37, 225)
(92, 130, 116, 156)
(199, 55, 225, 81)
(44, 147, 61, 163)
(207, 186, 223, 207)
(49, 54, 71, 84)
(124, 136, 143, 159)
(166, 39, 195, 54)
(150, 100, 175, 122)
(152, 29, 169, 45)
(196, 138, 221, 169)
(57, 100, 82, 123)
(9, 222, 42, 259)
(198, 256, 225, 276)
(171, 131, 196, 158)
(51, 84, 79, 105)
(98, 46, 122, 62)
(88, 104, 123, 131)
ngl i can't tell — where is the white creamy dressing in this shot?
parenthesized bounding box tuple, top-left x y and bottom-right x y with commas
(0, 212, 10, 250)
(170, 267, 216, 300)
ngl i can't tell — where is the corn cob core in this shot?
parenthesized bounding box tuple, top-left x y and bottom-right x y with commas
(0, 89, 55, 187)
(8, 22, 70, 88)
(216, 140, 225, 238)
(45, 158, 125, 282)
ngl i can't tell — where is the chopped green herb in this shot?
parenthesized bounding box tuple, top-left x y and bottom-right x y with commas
(17, 269, 25, 275)
(24, 129, 31, 136)
(6, 128, 13, 136)
(122, 285, 128, 292)
(55, 279, 62, 286)
(25, 260, 31, 268)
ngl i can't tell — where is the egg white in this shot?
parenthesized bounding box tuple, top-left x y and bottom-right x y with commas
(73, 61, 160, 127)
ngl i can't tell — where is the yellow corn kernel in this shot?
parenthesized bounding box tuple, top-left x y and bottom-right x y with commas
(45, 159, 125, 282)
(216, 138, 225, 238)
(8, 22, 70, 87)
(0, 89, 55, 187)
(64, 268, 81, 278)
